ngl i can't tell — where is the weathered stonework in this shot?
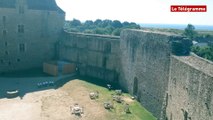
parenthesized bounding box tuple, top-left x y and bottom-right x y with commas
(120, 30, 172, 119)
(59, 32, 120, 82)
(166, 54, 213, 120)
(0, 0, 65, 72)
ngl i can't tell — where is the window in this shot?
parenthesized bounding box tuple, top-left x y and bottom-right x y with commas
(166, 93, 168, 106)
(102, 56, 107, 68)
(19, 44, 25, 52)
(5, 51, 8, 55)
(3, 16, 6, 23)
(3, 30, 6, 36)
(17, 59, 20, 62)
(19, 6, 24, 14)
(205, 103, 209, 109)
(18, 25, 24, 33)
(184, 111, 188, 120)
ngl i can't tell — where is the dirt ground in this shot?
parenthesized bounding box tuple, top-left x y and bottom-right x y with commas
(0, 80, 109, 120)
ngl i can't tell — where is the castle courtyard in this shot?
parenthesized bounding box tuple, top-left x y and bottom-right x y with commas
(0, 77, 156, 120)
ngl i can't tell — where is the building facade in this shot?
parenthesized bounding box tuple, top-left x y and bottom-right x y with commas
(0, 0, 65, 72)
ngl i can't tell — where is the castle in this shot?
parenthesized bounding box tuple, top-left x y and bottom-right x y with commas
(0, 0, 64, 72)
(0, 0, 213, 120)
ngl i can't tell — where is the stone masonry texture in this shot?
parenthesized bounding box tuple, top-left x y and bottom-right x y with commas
(0, 0, 65, 72)
(120, 30, 172, 119)
(166, 54, 213, 120)
(59, 32, 120, 82)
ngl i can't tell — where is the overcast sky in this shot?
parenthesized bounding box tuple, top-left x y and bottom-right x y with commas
(55, 0, 213, 25)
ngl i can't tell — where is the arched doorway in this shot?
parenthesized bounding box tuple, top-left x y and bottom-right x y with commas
(133, 77, 138, 96)
(184, 111, 188, 120)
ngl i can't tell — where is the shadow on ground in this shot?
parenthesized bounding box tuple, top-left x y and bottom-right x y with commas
(0, 69, 77, 99)
(0, 69, 121, 99)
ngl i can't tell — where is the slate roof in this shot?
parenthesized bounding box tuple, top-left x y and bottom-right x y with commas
(0, 0, 16, 8)
(27, 0, 65, 13)
(0, 0, 65, 14)
(27, 0, 56, 10)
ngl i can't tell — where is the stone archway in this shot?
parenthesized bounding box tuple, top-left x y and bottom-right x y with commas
(133, 77, 138, 96)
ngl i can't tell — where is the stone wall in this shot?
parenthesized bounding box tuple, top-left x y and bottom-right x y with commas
(61, 30, 213, 120)
(0, 1, 64, 72)
(1, 5, 212, 119)
(59, 32, 120, 82)
(166, 54, 213, 120)
(119, 29, 174, 118)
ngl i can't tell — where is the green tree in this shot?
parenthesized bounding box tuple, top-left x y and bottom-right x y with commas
(112, 20, 123, 28)
(105, 26, 114, 34)
(64, 19, 141, 36)
(101, 19, 112, 28)
(84, 20, 94, 26)
(70, 19, 81, 27)
(112, 28, 121, 36)
(94, 19, 102, 26)
(183, 24, 197, 40)
(122, 21, 130, 27)
(94, 28, 106, 34)
(191, 46, 213, 61)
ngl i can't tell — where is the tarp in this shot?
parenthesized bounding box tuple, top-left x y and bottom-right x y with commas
(43, 61, 76, 76)
(62, 63, 76, 74)
(43, 62, 58, 76)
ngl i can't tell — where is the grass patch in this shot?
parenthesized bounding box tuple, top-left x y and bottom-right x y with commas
(78, 79, 157, 120)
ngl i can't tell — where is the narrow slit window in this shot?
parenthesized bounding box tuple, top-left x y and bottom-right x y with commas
(5, 51, 8, 55)
(18, 25, 24, 33)
(102, 57, 107, 68)
(3, 30, 6, 36)
(19, 6, 24, 14)
(19, 44, 25, 52)
(3, 16, 6, 24)
(2, 16, 6, 23)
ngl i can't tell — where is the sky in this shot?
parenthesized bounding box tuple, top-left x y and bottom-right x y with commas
(55, 0, 213, 25)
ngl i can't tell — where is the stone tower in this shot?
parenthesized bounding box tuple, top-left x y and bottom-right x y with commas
(0, 0, 65, 73)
